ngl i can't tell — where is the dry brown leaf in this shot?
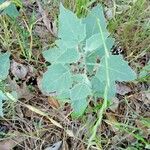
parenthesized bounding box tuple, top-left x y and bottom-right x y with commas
(0, 135, 25, 150)
(48, 97, 60, 109)
(11, 60, 28, 79)
(105, 113, 119, 132)
(105, 7, 114, 20)
(78, 143, 86, 150)
(22, 0, 32, 7)
(116, 83, 132, 95)
(8, 77, 34, 100)
(36, 0, 57, 37)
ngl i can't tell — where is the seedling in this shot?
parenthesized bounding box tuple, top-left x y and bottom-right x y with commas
(41, 4, 137, 118)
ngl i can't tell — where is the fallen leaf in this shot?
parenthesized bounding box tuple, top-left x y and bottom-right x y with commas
(22, 0, 32, 7)
(8, 77, 34, 100)
(11, 60, 28, 79)
(48, 97, 60, 109)
(62, 141, 69, 150)
(36, 0, 57, 37)
(116, 83, 132, 95)
(0, 134, 25, 150)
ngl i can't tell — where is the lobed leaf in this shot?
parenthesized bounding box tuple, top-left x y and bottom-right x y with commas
(96, 55, 137, 82)
(70, 83, 91, 100)
(41, 64, 72, 97)
(85, 37, 115, 74)
(93, 55, 136, 99)
(84, 32, 109, 52)
(43, 40, 80, 64)
(72, 74, 91, 86)
(70, 82, 92, 117)
(83, 5, 108, 39)
(58, 3, 86, 46)
(91, 76, 116, 99)
(41, 3, 137, 118)
(0, 0, 19, 18)
(71, 98, 87, 118)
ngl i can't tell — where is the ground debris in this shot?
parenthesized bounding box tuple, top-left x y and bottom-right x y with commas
(45, 141, 62, 150)
(116, 83, 132, 95)
(11, 60, 28, 79)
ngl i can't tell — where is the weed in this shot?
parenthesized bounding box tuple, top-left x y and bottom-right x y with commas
(0, 0, 149, 149)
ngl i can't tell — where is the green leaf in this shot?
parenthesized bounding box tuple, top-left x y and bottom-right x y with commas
(83, 5, 108, 39)
(85, 37, 115, 73)
(96, 55, 137, 82)
(70, 82, 92, 117)
(0, 90, 7, 117)
(71, 98, 87, 118)
(84, 32, 109, 52)
(43, 40, 80, 64)
(41, 64, 72, 96)
(72, 74, 91, 86)
(93, 55, 136, 100)
(58, 3, 86, 46)
(0, 0, 19, 18)
(56, 90, 71, 101)
(71, 83, 91, 100)
(91, 76, 116, 99)
(0, 52, 10, 80)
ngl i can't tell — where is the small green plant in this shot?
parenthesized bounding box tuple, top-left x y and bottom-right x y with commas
(75, 0, 90, 17)
(41, 3, 137, 118)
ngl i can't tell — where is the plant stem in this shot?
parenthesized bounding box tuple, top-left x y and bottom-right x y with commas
(88, 18, 110, 149)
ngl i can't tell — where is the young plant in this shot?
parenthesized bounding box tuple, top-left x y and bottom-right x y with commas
(41, 4, 137, 118)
